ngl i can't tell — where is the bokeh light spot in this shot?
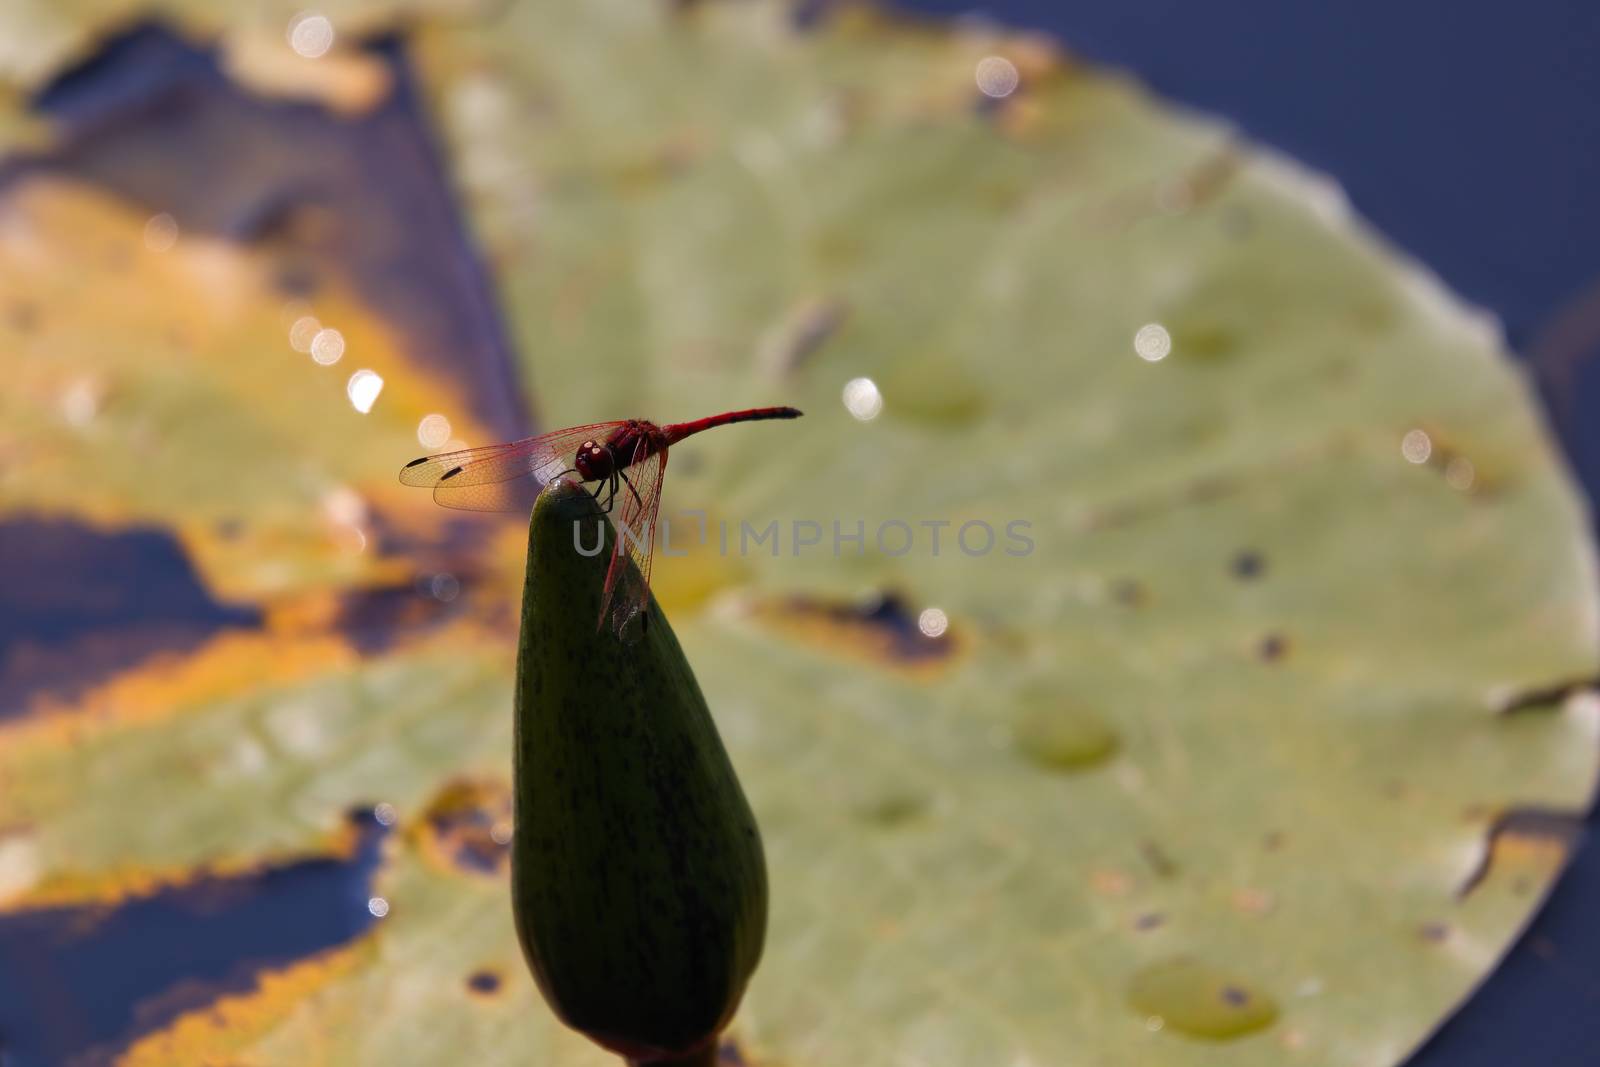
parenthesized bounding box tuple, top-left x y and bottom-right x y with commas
(430, 573, 461, 602)
(918, 607, 949, 638)
(418, 413, 452, 448)
(347, 369, 384, 413)
(288, 315, 321, 353)
(842, 377, 884, 421)
(1134, 323, 1172, 362)
(1401, 429, 1432, 465)
(310, 327, 345, 365)
(142, 213, 178, 252)
(288, 12, 335, 59)
(975, 56, 1020, 99)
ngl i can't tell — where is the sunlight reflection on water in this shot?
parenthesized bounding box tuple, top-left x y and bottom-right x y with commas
(842, 377, 883, 421)
(311, 327, 345, 365)
(287, 12, 335, 59)
(346, 369, 383, 413)
(417, 413, 452, 448)
(288, 314, 321, 353)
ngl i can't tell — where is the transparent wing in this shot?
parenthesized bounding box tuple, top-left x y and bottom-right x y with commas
(430, 478, 548, 514)
(600, 442, 667, 637)
(398, 422, 620, 514)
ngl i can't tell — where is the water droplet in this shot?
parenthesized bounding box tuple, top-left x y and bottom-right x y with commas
(1128, 957, 1279, 1039)
(288, 12, 335, 59)
(1013, 697, 1119, 771)
(1401, 428, 1432, 464)
(853, 790, 927, 828)
(975, 56, 1020, 98)
(311, 327, 345, 365)
(917, 607, 948, 638)
(347, 369, 384, 413)
(875, 356, 985, 425)
(367, 895, 390, 918)
(842, 376, 883, 420)
(1134, 323, 1172, 362)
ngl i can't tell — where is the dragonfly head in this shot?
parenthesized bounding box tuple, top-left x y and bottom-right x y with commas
(573, 440, 613, 481)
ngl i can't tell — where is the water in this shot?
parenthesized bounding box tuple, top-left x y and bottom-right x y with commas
(0, 518, 260, 719)
(0, 810, 389, 1067)
(1012, 698, 1119, 772)
(7, 22, 530, 443)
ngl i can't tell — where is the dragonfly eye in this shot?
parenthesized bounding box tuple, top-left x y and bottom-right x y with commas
(574, 440, 609, 480)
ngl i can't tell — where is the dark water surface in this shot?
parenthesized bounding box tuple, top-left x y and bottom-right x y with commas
(5, 22, 531, 444)
(0, 519, 261, 719)
(0, 811, 389, 1067)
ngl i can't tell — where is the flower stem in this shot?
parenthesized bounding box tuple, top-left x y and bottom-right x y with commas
(626, 1046, 719, 1067)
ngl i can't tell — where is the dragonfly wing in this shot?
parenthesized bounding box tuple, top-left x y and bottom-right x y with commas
(430, 479, 548, 513)
(600, 442, 666, 636)
(398, 422, 620, 514)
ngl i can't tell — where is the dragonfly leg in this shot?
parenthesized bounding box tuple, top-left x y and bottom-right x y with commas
(618, 468, 645, 510)
(598, 444, 625, 513)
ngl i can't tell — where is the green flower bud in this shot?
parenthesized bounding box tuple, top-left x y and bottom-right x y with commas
(512, 481, 768, 1064)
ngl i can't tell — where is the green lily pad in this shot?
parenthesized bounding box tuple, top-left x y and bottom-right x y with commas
(1, 3, 1595, 1066)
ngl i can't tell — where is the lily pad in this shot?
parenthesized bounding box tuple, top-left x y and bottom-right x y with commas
(0, 3, 1595, 1066)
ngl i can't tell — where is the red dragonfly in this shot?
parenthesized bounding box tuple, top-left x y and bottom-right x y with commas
(400, 407, 802, 635)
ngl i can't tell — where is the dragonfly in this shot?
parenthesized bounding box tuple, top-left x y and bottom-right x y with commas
(400, 406, 803, 636)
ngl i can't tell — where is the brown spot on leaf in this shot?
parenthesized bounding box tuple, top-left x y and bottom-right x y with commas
(1258, 633, 1289, 662)
(1231, 550, 1265, 579)
(1090, 868, 1133, 897)
(1110, 579, 1146, 607)
(414, 778, 513, 878)
(466, 969, 502, 996)
(1140, 841, 1178, 879)
(1456, 807, 1583, 900)
(1232, 888, 1276, 916)
(758, 590, 955, 671)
